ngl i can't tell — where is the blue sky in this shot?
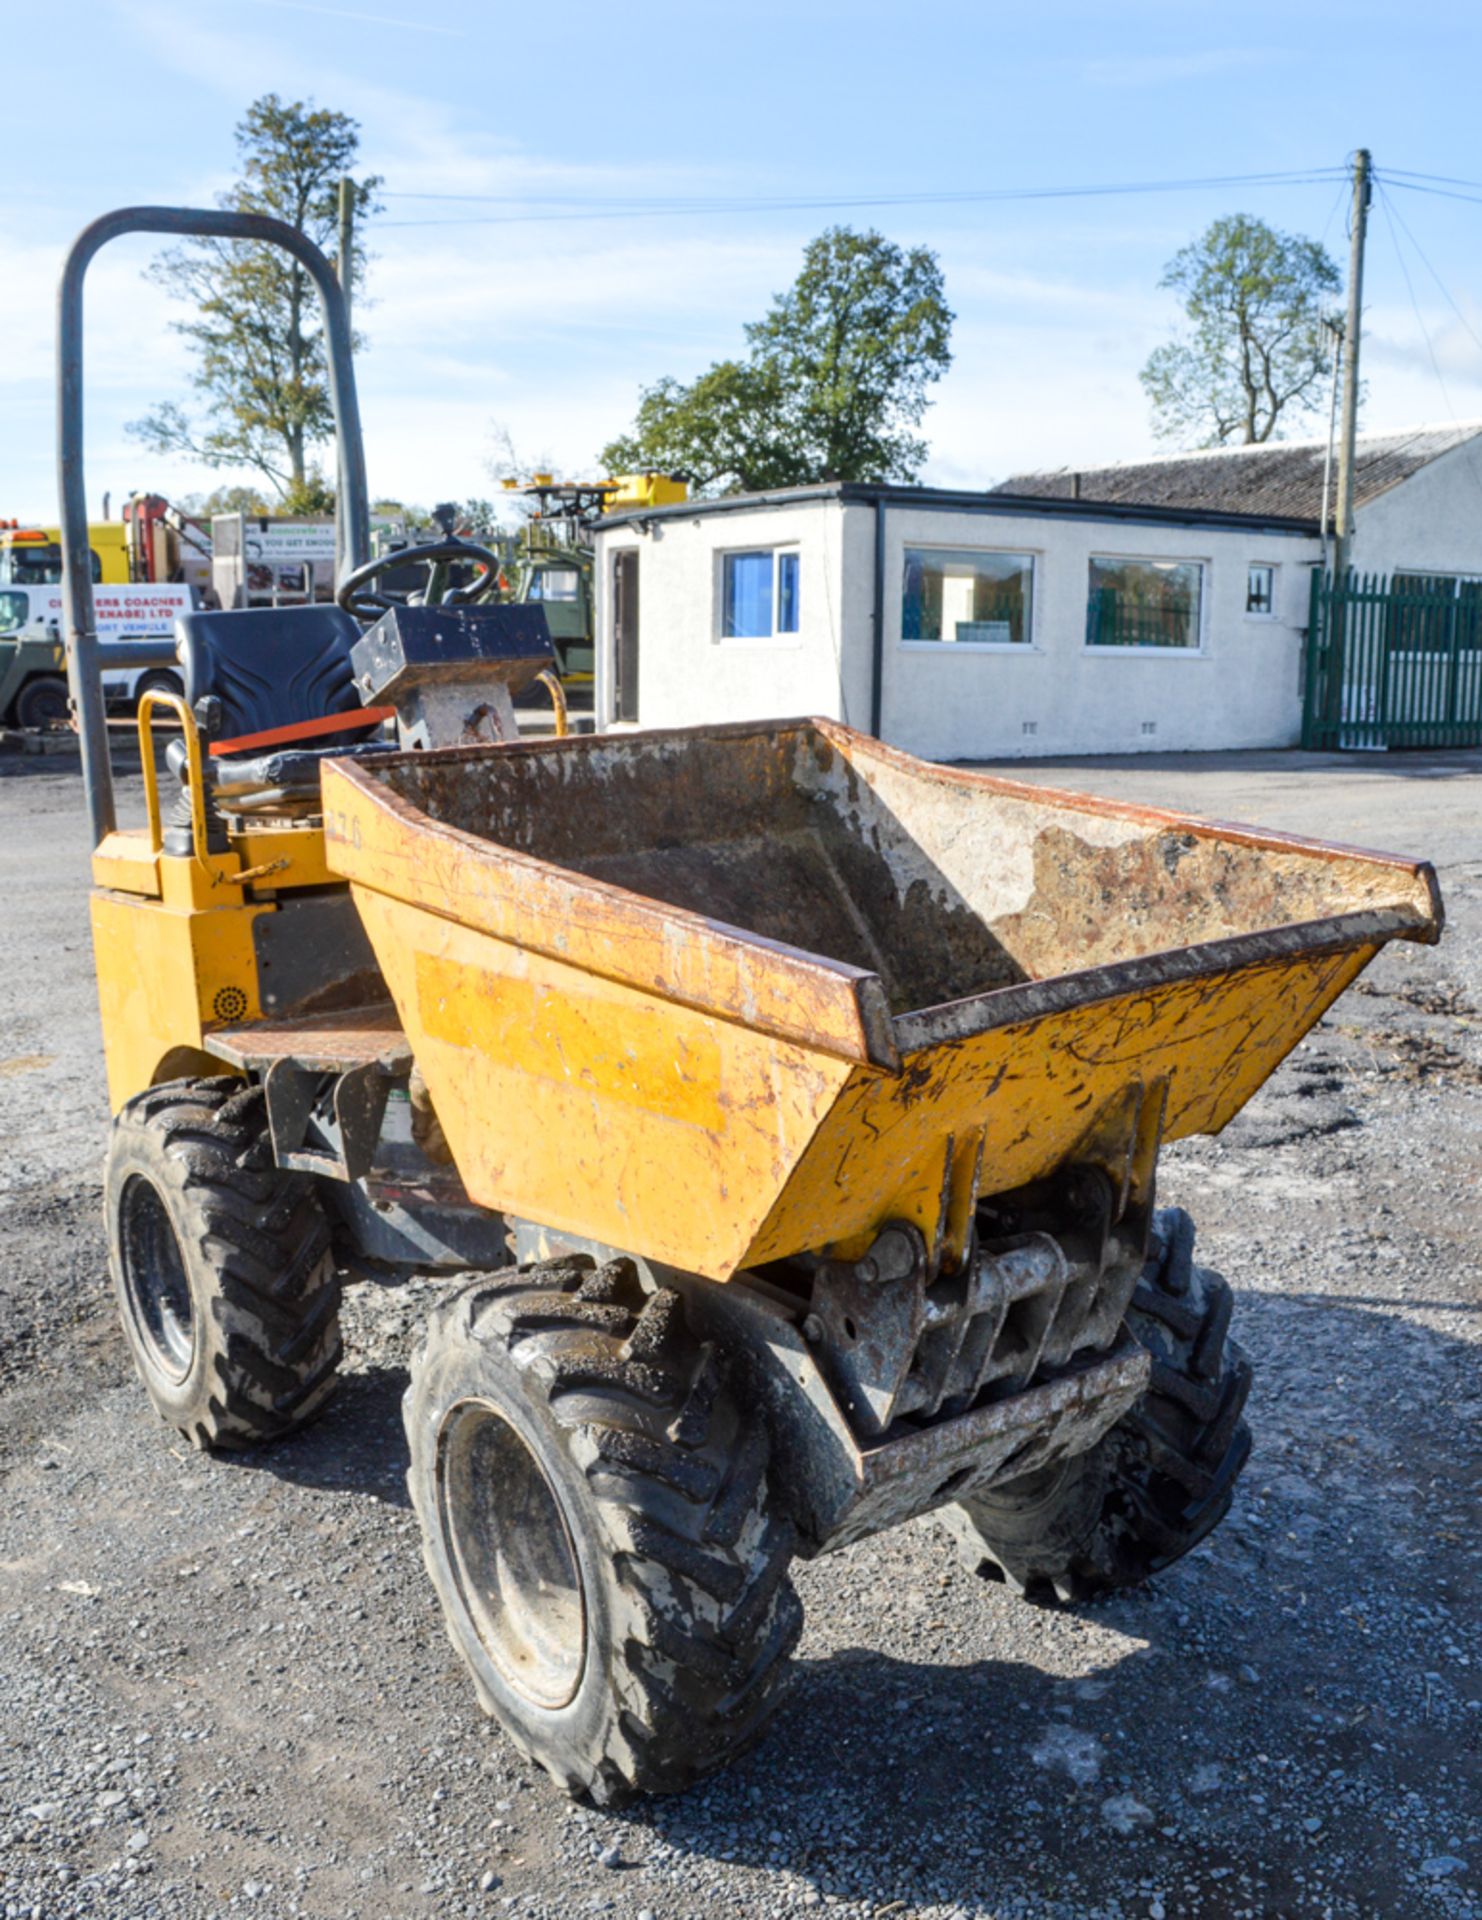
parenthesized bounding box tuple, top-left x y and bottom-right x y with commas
(6, 0, 1482, 519)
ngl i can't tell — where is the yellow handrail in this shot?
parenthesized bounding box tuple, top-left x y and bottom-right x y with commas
(136, 689, 211, 859)
(535, 669, 569, 738)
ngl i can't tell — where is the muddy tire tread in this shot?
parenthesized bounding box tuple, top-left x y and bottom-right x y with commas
(107, 1077, 340, 1448)
(948, 1207, 1253, 1603)
(406, 1257, 801, 1803)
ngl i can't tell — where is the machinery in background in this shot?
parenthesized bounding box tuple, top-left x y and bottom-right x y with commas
(209, 510, 338, 609)
(0, 518, 131, 586)
(0, 519, 194, 714)
(0, 590, 70, 729)
(121, 494, 213, 596)
(498, 471, 687, 711)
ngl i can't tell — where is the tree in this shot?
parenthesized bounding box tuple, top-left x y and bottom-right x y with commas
(601, 227, 953, 491)
(1140, 215, 1341, 446)
(483, 420, 562, 526)
(130, 94, 381, 499)
(177, 483, 274, 517)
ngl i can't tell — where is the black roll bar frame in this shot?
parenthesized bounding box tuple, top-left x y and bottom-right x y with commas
(57, 206, 370, 847)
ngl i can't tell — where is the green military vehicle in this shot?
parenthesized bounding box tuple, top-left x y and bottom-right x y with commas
(0, 589, 70, 729)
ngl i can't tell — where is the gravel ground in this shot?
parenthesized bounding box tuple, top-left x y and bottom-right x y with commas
(0, 741, 1478, 1920)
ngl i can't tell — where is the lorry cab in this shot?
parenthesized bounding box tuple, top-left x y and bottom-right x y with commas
(0, 520, 129, 586)
(0, 586, 69, 728)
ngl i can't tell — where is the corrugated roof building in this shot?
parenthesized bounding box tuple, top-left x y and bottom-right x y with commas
(992, 420, 1482, 528)
(586, 422, 1482, 761)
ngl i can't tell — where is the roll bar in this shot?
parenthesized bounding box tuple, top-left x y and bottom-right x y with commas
(57, 207, 370, 847)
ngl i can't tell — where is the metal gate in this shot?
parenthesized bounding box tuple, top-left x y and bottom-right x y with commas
(1303, 569, 1482, 750)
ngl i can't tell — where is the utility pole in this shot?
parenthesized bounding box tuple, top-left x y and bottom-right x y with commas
(1318, 317, 1344, 576)
(336, 177, 354, 577)
(337, 176, 355, 328)
(1332, 149, 1371, 580)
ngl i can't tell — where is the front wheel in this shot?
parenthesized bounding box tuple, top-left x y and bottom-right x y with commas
(945, 1208, 1252, 1604)
(14, 674, 70, 730)
(105, 1078, 342, 1449)
(405, 1257, 802, 1803)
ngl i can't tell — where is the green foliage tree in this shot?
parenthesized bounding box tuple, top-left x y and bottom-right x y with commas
(130, 94, 381, 499)
(1140, 214, 1341, 446)
(178, 483, 274, 517)
(601, 227, 953, 491)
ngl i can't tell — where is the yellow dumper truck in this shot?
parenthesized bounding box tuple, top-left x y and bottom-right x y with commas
(60, 208, 1443, 1803)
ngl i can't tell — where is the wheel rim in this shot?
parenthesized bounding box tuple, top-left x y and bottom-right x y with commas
(437, 1397, 586, 1710)
(117, 1175, 195, 1382)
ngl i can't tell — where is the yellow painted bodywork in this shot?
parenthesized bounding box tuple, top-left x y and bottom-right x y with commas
(744, 942, 1376, 1266)
(321, 769, 891, 1069)
(322, 726, 1439, 1285)
(88, 824, 336, 1109)
(91, 878, 269, 1108)
(353, 887, 852, 1278)
(92, 828, 161, 899)
(345, 857, 1377, 1279)
(89, 694, 355, 1109)
(599, 472, 689, 512)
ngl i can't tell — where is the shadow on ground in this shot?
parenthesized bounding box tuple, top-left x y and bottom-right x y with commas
(227, 1361, 413, 1509)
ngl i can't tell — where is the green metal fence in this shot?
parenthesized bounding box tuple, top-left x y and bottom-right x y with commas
(1086, 588, 1198, 650)
(1302, 569, 1482, 750)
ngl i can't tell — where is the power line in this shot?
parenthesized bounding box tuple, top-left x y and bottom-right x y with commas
(1380, 185, 1482, 364)
(1384, 178, 1482, 209)
(1383, 167, 1482, 191)
(1376, 184, 1482, 513)
(1317, 172, 1351, 252)
(1379, 186, 1460, 410)
(377, 167, 1345, 229)
(381, 167, 1340, 204)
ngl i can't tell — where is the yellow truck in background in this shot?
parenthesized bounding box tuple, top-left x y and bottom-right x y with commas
(0, 519, 130, 586)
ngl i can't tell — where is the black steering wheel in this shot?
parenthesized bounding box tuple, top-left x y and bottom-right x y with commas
(336, 538, 502, 621)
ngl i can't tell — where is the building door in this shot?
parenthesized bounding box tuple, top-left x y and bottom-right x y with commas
(612, 548, 639, 723)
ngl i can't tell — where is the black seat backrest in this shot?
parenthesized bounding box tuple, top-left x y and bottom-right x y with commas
(176, 604, 368, 744)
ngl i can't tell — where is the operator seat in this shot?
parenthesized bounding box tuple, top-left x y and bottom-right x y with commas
(177, 603, 376, 748)
(169, 603, 392, 810)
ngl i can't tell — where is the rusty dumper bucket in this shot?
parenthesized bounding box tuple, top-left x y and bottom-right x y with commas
(323, 718, 1441, 1283)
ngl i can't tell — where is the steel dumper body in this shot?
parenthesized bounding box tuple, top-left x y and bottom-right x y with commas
(323, 715, 1440, 1550)
(324, 715, 1439, 1279)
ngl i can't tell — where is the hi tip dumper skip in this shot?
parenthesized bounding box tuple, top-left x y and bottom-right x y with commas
(60, 205, 1444, 1802)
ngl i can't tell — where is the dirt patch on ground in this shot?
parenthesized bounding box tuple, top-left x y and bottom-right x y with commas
(1335, 1021, 1482, 1087)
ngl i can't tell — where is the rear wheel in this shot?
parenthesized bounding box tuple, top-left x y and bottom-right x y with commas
(14, 674, 70, 730)
(405, 1256, 802, 1803)
(105, 1077, 341, 1449)
(946, 1208, 1252, 1603)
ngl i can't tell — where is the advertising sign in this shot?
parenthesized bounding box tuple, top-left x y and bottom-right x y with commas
(240, 524, 337, 563)
(30, 585, 193, 641)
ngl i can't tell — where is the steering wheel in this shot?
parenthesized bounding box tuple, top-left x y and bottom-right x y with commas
(336, 538, 502, 621)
